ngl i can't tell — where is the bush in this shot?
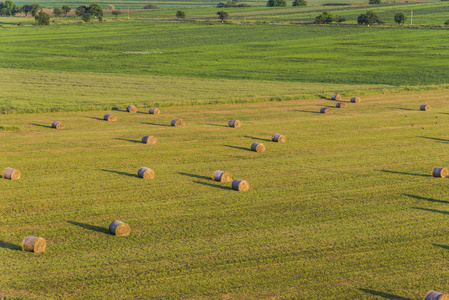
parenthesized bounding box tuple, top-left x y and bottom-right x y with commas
(292, 0, 307, 6)
(81, 13, 92, 22)
(445, 19, 449, 25)
(394, 12, 406, 25)
(314, 11, 334, 24)
(322, 2, 349, 5)
(35, 11, 50, 25)
(357, 10, 384, 25)
(267, 0, 286, 6)
(369, 0, 381, 4)
(143, 4, 158, 9)
(176, 10, 185, 20)
(217, 1, 251, 7)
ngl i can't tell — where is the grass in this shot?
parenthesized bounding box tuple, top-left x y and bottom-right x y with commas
(2, 90, 449, 298)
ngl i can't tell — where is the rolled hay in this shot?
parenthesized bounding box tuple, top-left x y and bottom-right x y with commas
(52, 121, 64, 129)
(331, 94, 342, 100)
(127, 105, 137, 113)
(171, 119, 185, 127)
(22, 236, 46, 253)
(212, 170, 232, 182)
(142, 135, 157, 145)
(336, 102, 346, 108)
(228, 120, 241, 128)
(138, 167, 154, 179)
(420, 104, 431, 111)
(148, 108, 160, 115)
(104, 114, 117, 121)
(232, 179, 250, 192)
(351, 97, 361, 103)
(109, 220, 131, 236)
(432, 167, 448, 178)
(425, 291, 449, 300)
(272, 133, 286, 143)
(320, 107, 331, 114)
(251, 142, 265, 152)
(3, 167, 20, 180)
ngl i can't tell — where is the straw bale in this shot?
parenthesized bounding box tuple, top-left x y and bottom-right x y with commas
(336, 102, 346, 108)
(127, 105, 137, 113)
(251, 142, 265, 152)
(432, 167, 448, 178)
(104, 114, 117, 121)
(351, 97, 361, 103)
(3, 167, 20, 180)
(142, 135, 157, 145)
(320, 107, 331, 114)
(420, 104, 431, 111)
(232, 179, 249, 191)
(425, 291, 449, 300)
(171, 119, 184, 127)
(331, 94, 341, 100)
(22, 236, 46, 253)
(109, 220, 131, 236)
(149, 108, 160, 115)
(138, 167, 154, 179)
(272, 133, 286, 143)
(228, 120, 241, 128)
(212, 170, 232, 182)
(52, 121, 65, 129)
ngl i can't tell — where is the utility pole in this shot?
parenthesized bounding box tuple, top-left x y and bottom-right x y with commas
(410, 10, 413, 25)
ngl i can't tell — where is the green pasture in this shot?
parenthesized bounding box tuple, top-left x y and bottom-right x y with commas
(2, 90, 449, 298)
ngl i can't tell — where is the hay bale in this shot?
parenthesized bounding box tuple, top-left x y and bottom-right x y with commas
(52, 121, 64, 129)
(3, 167, 20, 180)
(336, 102, 346, 108)
(171, 119, 184, 127)
(22, 236, 46, 253)
(228, 120, 241, 128)
(272, 133, 286, 143)
(127, 105, 137, 113)
(232, 179, 249, 192)
(212, 170, 232, 182)
(351, 97, 361, 103)
(104, 114, 117, 121)
(425, 291, 449, 300)
(138, 167, 154, 179)
(331, 94, 342, 100)
(433, 167, 448, 178)
(320, 107, 331, 114)
(142, 135, 157, 145)
(251, 142, 265, 152)
(109, 220, 131, 236)
(148, 108, 160, 115)
(420, 104, 431, 111)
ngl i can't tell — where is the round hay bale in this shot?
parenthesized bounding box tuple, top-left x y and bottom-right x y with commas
(420, 104, 431, 111)
(127, 105, 137, 113)
(3, 167, 20, 180)
(425, 291, 449, 300)
(272, 133, 286, 143)
(22, 236, 46, 253)
(52, 121, 64, 129)
(141, 135, 157, 145)
(228, 120, 241, 128)
(138, 167, 154, 179)
(432, 167, 448, 178)
(109, 220, 131, 236)
(320, 107, 331, 114)
(212, 170, 232, 182)
(336, 102, 346, 108)
(232, 179, 249, 192)
(351, 97, 361, 103)
(331, 94, 342, 100)
(251, 142, 265, 152)
(148, 108, 160, 115)
(171, 119, 184, 127)
(104, 114, 117, 121)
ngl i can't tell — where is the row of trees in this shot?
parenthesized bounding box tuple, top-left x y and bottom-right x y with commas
(314, 10, 406, 25)
(267, 0, 307, 7)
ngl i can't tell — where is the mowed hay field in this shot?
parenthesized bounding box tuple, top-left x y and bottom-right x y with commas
(2, 90, 449, 298)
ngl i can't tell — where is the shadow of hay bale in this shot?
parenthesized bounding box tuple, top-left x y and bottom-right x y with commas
(67, 221, 110, 234)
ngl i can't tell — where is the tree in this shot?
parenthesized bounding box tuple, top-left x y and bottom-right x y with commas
(112, 10, 121, 20)
(394, 11, 406, 25)
(369, 0, 381, 4)
(75, 6, 86, 18)
(292, 0, 307, 6)
(21, 4, 33, 17)
(314, 11, 334, 24)
(53, 8, 63, 18)
(107, 4, 115, 10)
(335, 15, 345, 23)
(176, 10, 185, 21)
(81, 12, 92, 22)
(267, 0, 286, 6)
(357, 11, 383, 25)
(35, 11, 50, 25)
(87, 3, 103, 18)
(0, 0, 20, 16)
(62, 5, 70, 17)
(216, 10, 228, 23)
(445, 20, 449, 25)
(30, 4, 41, 16)
(143, 4, 158, 9)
